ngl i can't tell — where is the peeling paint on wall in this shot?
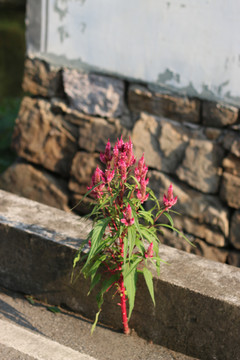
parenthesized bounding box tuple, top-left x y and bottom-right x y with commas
(27, 0, 240, 106)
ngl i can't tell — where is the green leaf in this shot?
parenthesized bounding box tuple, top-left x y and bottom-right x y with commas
(123, 257, 142, 279)
(72, 240, 88, 269)
(163, 211, 174, 226)
(88, 273, 102, 295)
(86, 217, 111, 264)
(91, 309, 101, 335)
(47, 306, 61, 314)
(127, 226, 136, 262)
(25, 296, 35, 305)
(135, 237, 145, 256)
(129, 175, 140, 188)
(91, 272, 120, 334)
(138, 210, 154, 225)
(123, 236, 128, 265)
(157, 224, 195, 247)
(142, 267, 155, 306)
(147, 188, 160, 209)
(124, 267, 137, 321)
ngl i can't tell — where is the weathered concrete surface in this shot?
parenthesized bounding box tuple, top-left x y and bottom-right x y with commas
(0, 287, 196, 360)
(0, 190, 240, 360)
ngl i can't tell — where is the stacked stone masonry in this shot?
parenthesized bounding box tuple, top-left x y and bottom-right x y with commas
(1, 57, 240, 267)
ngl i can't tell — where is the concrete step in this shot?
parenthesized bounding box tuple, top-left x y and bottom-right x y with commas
(0, 189, 240, 360)
(0, 286, 196, 360)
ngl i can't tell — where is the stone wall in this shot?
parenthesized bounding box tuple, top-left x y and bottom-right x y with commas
(1, 56, 240, 267)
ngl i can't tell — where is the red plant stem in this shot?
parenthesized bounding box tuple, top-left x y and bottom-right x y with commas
(153, 208, 165, 224)
(119, 273, 130, 334)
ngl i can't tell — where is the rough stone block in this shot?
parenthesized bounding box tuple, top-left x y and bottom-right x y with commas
(22, 57, 63, 97)
(128, 84, 200, 123)
(0, 161, 70, 211)
(69, 152, 100, 195)
(63, 69, 124, 118)
(223, 131, 240, 158)
(149, 170, 229, 237)
(132, 113, 190, 173)
(173, 216, 226, 247)
(159, 229, 228, 264)
(220, 172, 240, 209)
(222, 154, 240, 177)
(12, 97, 78, 176)
(0, 190, 239, 360)
(70, 193, 96, 216)
(176, 139, 224, 193)
(228, 251, 240, 267)
(202, 101, 239, 127)
(78, 117, 128, 153)
(230, 210, 240, 250)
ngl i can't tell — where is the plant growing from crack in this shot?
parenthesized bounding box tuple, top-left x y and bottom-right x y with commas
(72, 137, 190, 334)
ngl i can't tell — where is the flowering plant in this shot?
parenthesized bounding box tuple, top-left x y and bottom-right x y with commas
(73, 137, 189, 334)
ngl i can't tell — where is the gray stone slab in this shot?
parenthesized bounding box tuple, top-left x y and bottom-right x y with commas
(0, 190, 240, 360)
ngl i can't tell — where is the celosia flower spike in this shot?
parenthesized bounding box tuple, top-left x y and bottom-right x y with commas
(134, 154, 148, 182)
(163, 183, 177, 210)
(87, 166, 105, 199)
(100, 139, 112, 164)
(145, 242, 154, 258)
(104, 169, 115, 183)
(121, 204, 135, 226)
(137, 177, 149, 203)
(125, 137, 136, 167)
(119, 159, 127, 182)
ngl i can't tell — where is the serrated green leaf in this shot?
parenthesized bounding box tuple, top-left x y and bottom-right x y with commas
(142, 267, 155, 306)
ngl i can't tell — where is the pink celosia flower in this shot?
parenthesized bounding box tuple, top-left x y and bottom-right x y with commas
(87, 166, 105, 199)
(119, 159, 127, 182)
(113, 144, 119, 168)
(125, 137, 136, 167)
(145, 242, 153, 258)
(163, 184, 177, 210)
(104, 169, 115, 183)
(134, 154, 148, 182)
(100, 139, 112, 164)
(118, 136, 125, 150)
(137, 177, 149, 203)
(121, 204, 135, 226)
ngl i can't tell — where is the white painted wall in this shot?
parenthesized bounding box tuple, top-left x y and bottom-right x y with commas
(29, 0, 240, 104)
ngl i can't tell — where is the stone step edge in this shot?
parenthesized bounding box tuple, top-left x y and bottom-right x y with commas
(0, 189, 239, 360)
